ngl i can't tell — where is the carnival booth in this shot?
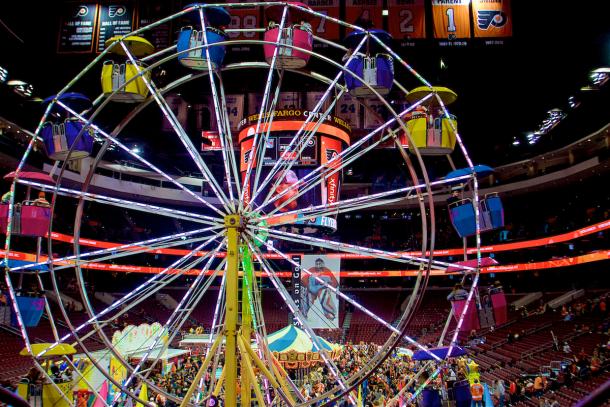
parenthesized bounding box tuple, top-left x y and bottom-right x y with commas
(0, 171, 53, 238)
(238, 109, 351, 233)
(264, 2, 313, 69)
(177, 4, 231, 70)
(404, 86, 458, 155)
(101, 36, 154, 102)
(41, 93, 94, 161)
(445, 165, 505, 238)
(344, 29, 394, 98)
(18, 343, 77, 407)
(266, 325, 341, 369)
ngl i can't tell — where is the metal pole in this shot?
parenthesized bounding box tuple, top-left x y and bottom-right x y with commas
(224, 215, 242, 406)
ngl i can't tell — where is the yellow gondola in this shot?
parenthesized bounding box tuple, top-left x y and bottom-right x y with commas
(101, 36, 155, 102)
(19, 343, 78, 407)
(404, 86, 458, 156)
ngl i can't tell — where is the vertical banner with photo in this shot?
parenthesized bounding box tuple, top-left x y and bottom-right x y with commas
(57, 4, 99, 54)
(291, 255, 302, 325)
(162, 93, 188, 133)
(337, 93, 360, 130)
(301, 255, 340, 328)
(306, 92, 332, 113)
(388, 0, 426, 40)
(247, 93, 265, 115)
(431, 0, 471, 40)
(278, 92, 302, 109)
(304, 0, 340, 42)
(224, 94, 245, 131)
(472, 0, 512, 38)
(363, 98, 387, 129)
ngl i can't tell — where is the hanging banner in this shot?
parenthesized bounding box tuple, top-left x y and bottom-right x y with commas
(226, 1, 261, 43)
(432, 0, 471, 42)
(137, 1, 172, 50)
(304, 0, 340, 41)
(472, 0, 512, 38)
(291, 255, 302, 325)
(320, 136, 342, 206)
(306, 92, 332, 113)
(162, 93, 188, 133)
(301, 255, 340, 328)
(192, 100, 215, 132)
(345, 0, 383, 32)
(278, 92, 302, 109)
(337, 93, 360, 130)
(247, 93, 265, 115)
(363, 99, 387, 129)
(388, 0, 426, 40)
(96, 4, 135, 52)
(224, 94, 245, 131)
(57, 4, 99, 54)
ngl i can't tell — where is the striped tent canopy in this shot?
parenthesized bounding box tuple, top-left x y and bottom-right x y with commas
(267, 325, 336, 353)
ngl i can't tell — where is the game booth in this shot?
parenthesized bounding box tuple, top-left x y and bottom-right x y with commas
(238, 109, 351, 233)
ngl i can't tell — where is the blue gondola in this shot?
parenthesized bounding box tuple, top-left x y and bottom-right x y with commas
(40, 93, 94, 161)
(0, 260, 49, 328)
(344, 29, 394, 98)
(449, 193, 505, 238)
(177, 4, 231, 70)
(447, 165, 504, 238)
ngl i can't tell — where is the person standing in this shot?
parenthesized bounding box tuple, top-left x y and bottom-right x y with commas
(470, 379, 484, 407)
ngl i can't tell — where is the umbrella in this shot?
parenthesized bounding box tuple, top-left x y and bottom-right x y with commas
(266, 325, 333, 353)
(445, 165, 494, 182)
(412, 346, 467, 361)
(4, 171, 55, 184)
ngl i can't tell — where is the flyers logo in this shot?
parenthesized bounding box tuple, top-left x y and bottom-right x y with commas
(108, 5, 126, 18)
(75, 6, 89, 17)
(477, 10, 507, 30)
(326, 149, 338, 161)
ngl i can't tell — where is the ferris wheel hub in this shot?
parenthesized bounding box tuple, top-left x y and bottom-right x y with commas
(224, 214, 244, 229)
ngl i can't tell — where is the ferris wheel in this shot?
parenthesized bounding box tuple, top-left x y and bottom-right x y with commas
(0, 2, 508, 406)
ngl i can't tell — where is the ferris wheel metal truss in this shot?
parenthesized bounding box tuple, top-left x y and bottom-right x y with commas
(2, 2, 487, 406)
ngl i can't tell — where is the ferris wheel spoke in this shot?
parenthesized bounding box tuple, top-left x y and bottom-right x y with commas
(117, 40, 232, 213)
(8, 227, 216, 275)
(16, 179, 220, 226)
(117, 240, 226, 403)
(249, 34, 369, 211)
(198, 9, 237, 210)
(255, 226, 461, 271)
(248, 232, 444, 365)
(216, 74, 243, 199)
(251, 70, 284, 197)
(262, 173, 472, 227)
(34, 230, 224, 359)
(56, 101, 225, 217)
(261, 94, 435, 214)
(247, 240, 356, 403)
(238, 4, 289, 210)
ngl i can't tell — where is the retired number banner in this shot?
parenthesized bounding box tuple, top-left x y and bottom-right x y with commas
(432, 0, 471, 40)
(388, 0, 426, 39)
(472, 0, 512, 38)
